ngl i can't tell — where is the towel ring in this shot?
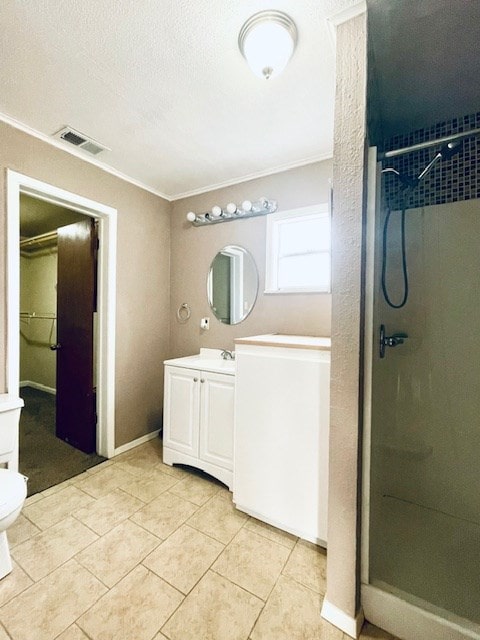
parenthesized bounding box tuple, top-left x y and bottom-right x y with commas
(176, 302, 191, 323)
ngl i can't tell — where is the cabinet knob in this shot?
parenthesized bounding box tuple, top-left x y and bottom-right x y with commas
(200, 379, 205, 383)
(193, 377, 198, 382)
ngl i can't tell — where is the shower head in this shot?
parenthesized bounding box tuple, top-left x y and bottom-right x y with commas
(417, 138, 463, 181)
(439, 139, 463, 160)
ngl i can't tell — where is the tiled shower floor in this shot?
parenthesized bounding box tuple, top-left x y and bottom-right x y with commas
(1, 439, 395, 639)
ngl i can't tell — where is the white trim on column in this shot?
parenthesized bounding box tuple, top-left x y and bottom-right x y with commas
(6, 169, 117, 459)
(326, 1, 367, 50)
(321, 598, 365, 639)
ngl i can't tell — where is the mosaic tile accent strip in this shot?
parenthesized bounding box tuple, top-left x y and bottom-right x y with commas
(382, 111, 480, 209)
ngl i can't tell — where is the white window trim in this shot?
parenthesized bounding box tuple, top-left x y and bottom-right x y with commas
(265, 203, 331, 294)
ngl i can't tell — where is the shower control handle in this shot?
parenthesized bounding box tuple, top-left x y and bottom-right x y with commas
(379, 325, 408, 358)
(49, 343, 62, 351)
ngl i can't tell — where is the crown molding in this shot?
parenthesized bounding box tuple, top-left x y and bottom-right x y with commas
(328, 1, 367, 27)
(0, 111, 333, 204)
(0, 111, 172, 201)
(170, 152, 333, 201)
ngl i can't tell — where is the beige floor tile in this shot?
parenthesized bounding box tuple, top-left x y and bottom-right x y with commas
(152, 634, 169, 640)
(42, 477, 75, 496)
(131, 491, 198, 539)
(169, 472, 222, 506)
(187, 493, 248, 544)
(12, 516, 98, 581)
(244, 517, 298, 550)
(74, 488, 144, 535)
(74, 465, 137, 498)
(24, 493, 43, 506)
(143, 524, 223, 594)
(85, 459, 115, 474)
(7, 514, 40, 547)
(155, 461, 188, 479)
(251, 575, 339, 640)
(76, 519, 160, 587)
(22, 486, 94, 530)
(0, 560, 107, 640)
(119, 468, 179, 503)
(56, 624, 91, 639)
(283, 539, 327, 594)
(0, 560, 33, 607)
(0, 624, 9, 640)
(213, 528, 290, 600)
(162, 570, 263, 640)
(78, 565, 183, 640)
(115, 441, 164, 474)
(360, 622, 399, 639)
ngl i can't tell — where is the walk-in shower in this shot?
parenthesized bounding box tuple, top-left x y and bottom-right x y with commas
(380, 139, 463, 310)
(363, 116, 480, 640)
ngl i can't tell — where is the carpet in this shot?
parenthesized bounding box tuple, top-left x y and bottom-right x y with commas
(19, 386, 106, 496)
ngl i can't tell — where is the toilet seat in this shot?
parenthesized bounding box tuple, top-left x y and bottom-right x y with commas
(0, 470, 27, 519)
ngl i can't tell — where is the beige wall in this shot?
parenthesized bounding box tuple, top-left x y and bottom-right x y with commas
(20, 251, 57, 389)
(169, 161, 333, 358)
(324, 11, 367, 626)
(0, 121, 171, 448)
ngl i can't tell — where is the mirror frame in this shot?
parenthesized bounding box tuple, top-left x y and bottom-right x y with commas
(207, 245, 259, 325)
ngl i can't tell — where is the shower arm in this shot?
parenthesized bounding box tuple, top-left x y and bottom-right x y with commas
(416, 152, 442, 181)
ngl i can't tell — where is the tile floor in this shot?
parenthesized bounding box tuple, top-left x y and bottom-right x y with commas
(1, 439, 397, 640)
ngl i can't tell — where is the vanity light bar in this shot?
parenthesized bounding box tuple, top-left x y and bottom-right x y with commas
(186, 198, 277, 226)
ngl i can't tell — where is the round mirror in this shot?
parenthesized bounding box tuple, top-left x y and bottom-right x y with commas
(207, 245, 258, 325)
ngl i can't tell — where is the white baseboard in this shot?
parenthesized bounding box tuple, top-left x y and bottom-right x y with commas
(114, 430, 160, 456)
(321, 598, 364, 639)
(20, 381, 56, 395)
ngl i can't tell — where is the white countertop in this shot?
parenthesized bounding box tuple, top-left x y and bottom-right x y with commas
(164, 348, 236, 375)
(234, 334, 331, 351)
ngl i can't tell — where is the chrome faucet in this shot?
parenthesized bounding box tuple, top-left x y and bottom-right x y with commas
(221, 349, 235, 360)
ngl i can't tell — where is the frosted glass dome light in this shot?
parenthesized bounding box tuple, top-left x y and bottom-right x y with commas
(239, 11, 297, 80)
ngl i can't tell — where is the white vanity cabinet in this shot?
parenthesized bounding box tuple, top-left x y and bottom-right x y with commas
(233, 334, 331, 545)
(163, 354, 235, 490)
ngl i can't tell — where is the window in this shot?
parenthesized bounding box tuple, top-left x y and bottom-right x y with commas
(265, 204, 331, 293)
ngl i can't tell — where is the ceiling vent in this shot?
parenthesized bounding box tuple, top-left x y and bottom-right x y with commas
(53, 126, 110, 156)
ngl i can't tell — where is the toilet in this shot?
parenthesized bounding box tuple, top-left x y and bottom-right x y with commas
(0, 470, 27, 578)
(0, 395, 27, 579)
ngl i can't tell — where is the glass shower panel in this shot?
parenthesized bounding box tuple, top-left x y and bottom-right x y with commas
(369, 198, 480, 625)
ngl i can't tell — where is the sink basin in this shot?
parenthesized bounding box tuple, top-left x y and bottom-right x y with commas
(164, 349, 236, 374)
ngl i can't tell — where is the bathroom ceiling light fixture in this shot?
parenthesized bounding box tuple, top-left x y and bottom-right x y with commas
(238, 10, 297, 80)
(186, 198, 277, 227)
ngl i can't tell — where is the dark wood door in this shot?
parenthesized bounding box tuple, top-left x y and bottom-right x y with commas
(55, 219, 97, 453)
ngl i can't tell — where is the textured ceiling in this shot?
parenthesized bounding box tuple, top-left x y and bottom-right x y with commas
(368, 0, 480, 143)
(0, 0, 361, 199)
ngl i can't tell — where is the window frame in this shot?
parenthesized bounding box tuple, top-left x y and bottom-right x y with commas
(264, 203, 331, 294)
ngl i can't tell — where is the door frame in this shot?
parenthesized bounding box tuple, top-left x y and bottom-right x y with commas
(7, 169, 117, 459)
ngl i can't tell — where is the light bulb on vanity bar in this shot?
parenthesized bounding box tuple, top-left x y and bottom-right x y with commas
(186, 211, 197, 223)
(226, 202, 238, 215)
(211, 205, 223, 218)
(242, 200, 252, 212)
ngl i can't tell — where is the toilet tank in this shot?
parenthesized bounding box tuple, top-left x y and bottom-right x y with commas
(0, 396, 24, 462)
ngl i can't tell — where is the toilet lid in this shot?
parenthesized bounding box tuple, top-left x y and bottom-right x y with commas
(0, 470, 27, 519)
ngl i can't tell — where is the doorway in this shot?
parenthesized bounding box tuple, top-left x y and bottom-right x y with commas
(19, 196, 105, 493)
(6, 170, 117, 481)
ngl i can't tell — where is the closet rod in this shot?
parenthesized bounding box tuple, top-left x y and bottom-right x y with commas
(19, 230, 57, 249)
(20, 312, 56, 320)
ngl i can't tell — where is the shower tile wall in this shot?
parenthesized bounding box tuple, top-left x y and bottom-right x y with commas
(383, 111, 480, 210)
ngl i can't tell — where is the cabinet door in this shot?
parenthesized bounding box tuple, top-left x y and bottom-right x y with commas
(199, 372, 234, 471)
(163, 366, 200, 457)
